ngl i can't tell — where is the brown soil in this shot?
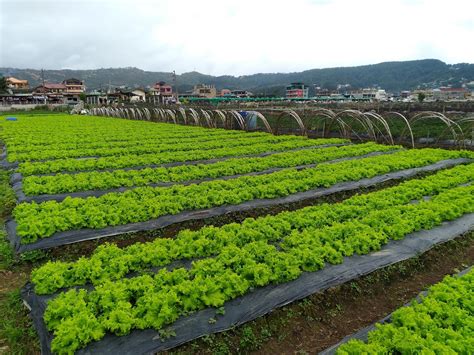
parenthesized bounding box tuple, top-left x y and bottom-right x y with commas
(0, 268, 30, 294)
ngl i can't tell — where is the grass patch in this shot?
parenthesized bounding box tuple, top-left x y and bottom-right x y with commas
(0, 289, 39, 354)
(0, 167, 40, 354)
(0, 169, 16, 218)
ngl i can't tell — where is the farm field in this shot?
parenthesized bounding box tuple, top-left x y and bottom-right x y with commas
(0, 112, 473, 354)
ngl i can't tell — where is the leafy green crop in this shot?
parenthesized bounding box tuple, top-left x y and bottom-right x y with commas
(9, 134, 315, 162)
(0, 115, 259, 150)
(7, 114, 473, 355)
(337, 268, 474, 354)
(3, 131, 269, 154)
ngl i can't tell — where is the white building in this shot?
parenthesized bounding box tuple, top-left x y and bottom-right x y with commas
(375, 89, 388, 101)
(129, 89, 146, 102)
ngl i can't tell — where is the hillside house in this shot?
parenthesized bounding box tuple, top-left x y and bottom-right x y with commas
(33, 83, 67, 94)
(148, 82, 174, 104)
(285, 83, 309, 99)
(433, 87, 469, 101)
(192, 84, 217, 98)
(62, 78, 85, 94)
(6, 77, 29, 89)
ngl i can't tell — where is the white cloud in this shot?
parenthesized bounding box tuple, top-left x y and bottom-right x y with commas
(0, 0, 473, 74)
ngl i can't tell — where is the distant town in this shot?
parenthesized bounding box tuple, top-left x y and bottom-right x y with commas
(1, 75, 474, 107)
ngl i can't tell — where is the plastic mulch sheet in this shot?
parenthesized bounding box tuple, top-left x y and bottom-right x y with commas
(1, 147, 18, 169)
(21, 213, 474, 355)
(7, 157, 471, 253)
(319, 266, 473, 355)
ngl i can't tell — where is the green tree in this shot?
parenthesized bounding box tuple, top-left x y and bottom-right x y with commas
(0, 76, 7, 93)
(417, 92, 426, 102)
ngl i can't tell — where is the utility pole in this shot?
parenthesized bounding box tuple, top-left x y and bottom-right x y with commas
(41, 69, 46, 104)
(172, 70, 178, 103)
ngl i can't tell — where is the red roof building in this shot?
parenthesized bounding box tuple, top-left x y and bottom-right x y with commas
(148, 81, 174, 104)
(34, 83, 67, 94)
(152, 81, 173, 97)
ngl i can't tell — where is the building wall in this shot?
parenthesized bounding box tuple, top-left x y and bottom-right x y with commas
(193, 84, 217, 98)
(433, 89, 469, 101)
(153, 83, 173, 97)
(219, 89, 231, 97)
(286, 83, 308, 99)
(65, 85, 85, 93)
(286, 88, 309, 99)
(130, 90, 146, 102)
(63, 79, 85, 94)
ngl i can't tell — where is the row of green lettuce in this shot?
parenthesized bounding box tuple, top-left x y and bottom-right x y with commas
(23, 142, 396, 195)
(4, 130, 272, 155)
(31, 163, 474, 295)
(7, 133, 318, 162)
(0, 121, 230, 145)
(3, 128, 271, 153)
(14, 149, 473, 243)
(33, 166, 473, 354)
(337, 267, 473, 354)
(0, 115, 242, 144)
(17, 138, 346, 176)
(0, 115, 269, 152)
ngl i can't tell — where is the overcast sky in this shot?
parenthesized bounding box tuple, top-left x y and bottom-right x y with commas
(1, 0, 473, 75)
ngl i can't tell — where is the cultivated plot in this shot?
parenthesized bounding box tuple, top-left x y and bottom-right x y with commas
(1, 113, 472, 354)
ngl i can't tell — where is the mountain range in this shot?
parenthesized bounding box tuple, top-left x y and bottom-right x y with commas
(1, 59, 473, 95)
